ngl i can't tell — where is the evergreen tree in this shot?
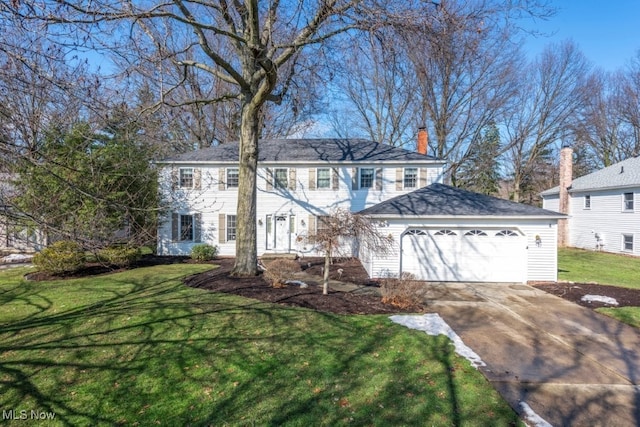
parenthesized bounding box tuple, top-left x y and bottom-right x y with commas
(456, 123, 501, 195)
(14, 120, 157, 249)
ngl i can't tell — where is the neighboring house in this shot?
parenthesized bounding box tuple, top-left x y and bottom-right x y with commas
(0, 174, 44, 254)
(157, 132, 563, 282)
(541, 147, 640, 256)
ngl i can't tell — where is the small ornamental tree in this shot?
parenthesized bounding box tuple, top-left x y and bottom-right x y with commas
(305, 209, 394, 295)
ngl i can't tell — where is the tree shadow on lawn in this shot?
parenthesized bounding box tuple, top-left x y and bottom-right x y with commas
(0, 263, 517, 426)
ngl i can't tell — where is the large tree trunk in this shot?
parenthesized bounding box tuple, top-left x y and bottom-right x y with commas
(231, 100, 260, 277)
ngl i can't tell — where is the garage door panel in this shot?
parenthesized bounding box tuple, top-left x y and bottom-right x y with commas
(402, 229, 526, 282)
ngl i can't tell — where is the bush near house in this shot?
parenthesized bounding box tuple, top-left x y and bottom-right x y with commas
(263, 258, 301, 288)
(190, 243, 218, 261)
(33, 240, 86, 274)
(98, 246, 142, 267)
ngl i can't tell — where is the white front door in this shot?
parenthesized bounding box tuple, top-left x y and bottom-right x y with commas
(274, 215, 289, 251)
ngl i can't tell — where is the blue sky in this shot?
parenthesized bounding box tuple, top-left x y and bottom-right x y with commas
(524, 0, 640, 71)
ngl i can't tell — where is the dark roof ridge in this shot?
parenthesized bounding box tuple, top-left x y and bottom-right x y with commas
(158, 138, 442, 163)
(360, 183, 565, 217)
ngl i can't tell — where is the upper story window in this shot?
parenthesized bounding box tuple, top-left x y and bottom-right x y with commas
(317, 168, 331, 189)
(359, 168, 375, 188)
(584, 195, 591, 209)
(274, 168, 288, 189)
(404, 168, 418, 189)
(226, 168, 239, 188)
(179, 168, 194, 188)
(624, 192, 634, 211)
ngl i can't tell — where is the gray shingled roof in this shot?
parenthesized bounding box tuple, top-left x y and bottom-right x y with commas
(360, 183, 565, 217)
(541, 156, 640, 196)
(158, 138, 440, 163)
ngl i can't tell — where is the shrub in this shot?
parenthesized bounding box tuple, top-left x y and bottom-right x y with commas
(263, 258, 302, 288)
(98, 246, 142, 267)
(190, 244, 218, 262)
(380, 272, 425, 309)
(33, 240, 86, 274)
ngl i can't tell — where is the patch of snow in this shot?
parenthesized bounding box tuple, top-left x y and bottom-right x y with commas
(518, 402, 553, 427)
(285, 280, 309, 288)
(1, 253, 33, 263)
(581, 294, 618, 306)
(389, 313, 486, 369)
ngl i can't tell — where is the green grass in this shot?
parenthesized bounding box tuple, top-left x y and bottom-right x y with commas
(558, 247, 640, 289)
(0, 264, 520, 426)
(559, 248, 640, 328)
(596, 307, 640, 328)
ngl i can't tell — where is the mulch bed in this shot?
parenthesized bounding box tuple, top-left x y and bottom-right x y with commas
(533, 282, 640, 309)
(22, 254, 640, 314)
(184, 257, 410, 315)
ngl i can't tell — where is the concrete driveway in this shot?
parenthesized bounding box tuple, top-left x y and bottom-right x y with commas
(421, 282, 640, 427)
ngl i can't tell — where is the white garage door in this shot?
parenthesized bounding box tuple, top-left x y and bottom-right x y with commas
(401, 228, 527, 282)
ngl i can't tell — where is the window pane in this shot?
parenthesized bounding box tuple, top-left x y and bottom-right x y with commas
(227, 168, 239, 188)
(227, 215, 237, 241)
(317, 168, 330, 188)
(180, 215, 193, 241)
(360, 168, 374, 188)
(404, 168, 418, 188)
(180, 168, 193, 188)
(624, 193, 634, 210)
(584, 195, 591, 208)
(624, 234, 633, 251)
(274, 169, 288, 188)
(317, 215, 330, 234)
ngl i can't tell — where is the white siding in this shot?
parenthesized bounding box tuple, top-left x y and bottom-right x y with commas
(365, 218, 558, 282)
(542, 194, 560, 213)
(158, 162, 444, 256)
(568, 188, 640, 255)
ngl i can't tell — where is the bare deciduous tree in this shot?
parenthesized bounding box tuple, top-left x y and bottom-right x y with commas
(305, 209, 394, 295)
(503, 41, 591, 202)
(2, 0, 379, 276)
(330, 30, 419, 147)
(399, 0, 526, 175)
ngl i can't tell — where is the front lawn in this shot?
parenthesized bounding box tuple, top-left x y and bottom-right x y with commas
(0, 264, 519, 426)
(559, 248, 640, 327)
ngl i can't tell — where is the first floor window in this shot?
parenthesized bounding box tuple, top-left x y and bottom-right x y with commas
(623, 234, 634, 251)
(226, 168, 239, 188)
(180, 214, 194, 241)
(274, 168, 288, 189)
(404, 168, 418, 188)
(180, 168, 194, 188)
(227, 215, 237, 241)
(360, 168, 374, 188)
(316, 215, 330, 235)
(317, 168, 331, 189)
(624, 192, 634, 211)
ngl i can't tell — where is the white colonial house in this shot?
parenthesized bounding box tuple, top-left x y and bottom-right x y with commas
(542, 148, 640, 256)
(157, 134, 564, 282)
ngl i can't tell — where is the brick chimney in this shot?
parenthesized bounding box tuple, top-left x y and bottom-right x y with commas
(417, 127, 428, 155)
(558, 145, 573, 247)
